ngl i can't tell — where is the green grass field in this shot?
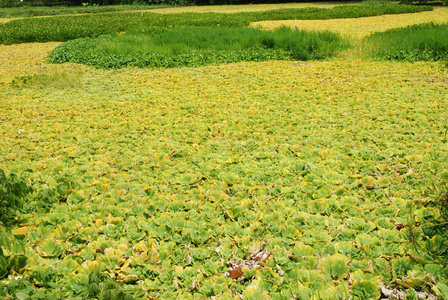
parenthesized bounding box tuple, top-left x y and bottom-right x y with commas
(0, 2, 448, 300)
(365, 22, 448, 62)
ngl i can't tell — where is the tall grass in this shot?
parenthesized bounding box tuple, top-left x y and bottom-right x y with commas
(101, 26, 344, 58)
(0, 4, 433, 45)
(364, 23, 448, 62)
(47, 26, 347, 68)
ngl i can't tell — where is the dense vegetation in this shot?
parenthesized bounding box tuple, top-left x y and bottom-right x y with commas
(2, 0, 447, 8)
(0, 170, 33, 225)
(0, 3, 161, 18)
(0, 0, 392, 8)
(2, 56, 448, 298)
(364, 23, 448, 63)
(1, 2, 448, 300)
(0, 4, 433, 44)
(47, 26, 347, 68)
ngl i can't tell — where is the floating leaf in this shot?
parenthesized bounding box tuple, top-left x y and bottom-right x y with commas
(350, 280, 381, 300)
(319, 254, 350, 280)
(36, 239, 67, 258)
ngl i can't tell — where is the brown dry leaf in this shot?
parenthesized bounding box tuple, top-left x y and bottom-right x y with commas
(227, 247, 271, 279)
(379, 284, 437, 300)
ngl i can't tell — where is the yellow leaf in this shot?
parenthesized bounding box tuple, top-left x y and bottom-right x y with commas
(95, 219, 103, 228)
(16, 227, 28, 235)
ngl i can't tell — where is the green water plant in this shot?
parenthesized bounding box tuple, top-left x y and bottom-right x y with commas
(0, 169, 32, 224)
(364, 23, 448, 63)
(47, 26, 347, 69)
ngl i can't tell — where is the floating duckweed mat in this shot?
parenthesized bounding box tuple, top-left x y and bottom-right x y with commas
(1, 54, 448, 298)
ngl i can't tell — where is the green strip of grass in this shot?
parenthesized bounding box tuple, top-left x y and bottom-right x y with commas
(47, 26, 347, 69)
(0, 4, 432, 45)
(364, 23, 448, 62)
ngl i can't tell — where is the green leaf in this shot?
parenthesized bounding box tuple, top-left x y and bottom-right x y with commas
(350, 281, 380, 300)
(433, 283, 448, 299)
(319, 254, 350, 280)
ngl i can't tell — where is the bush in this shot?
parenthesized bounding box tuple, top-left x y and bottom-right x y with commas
(0, 170, 33, 224)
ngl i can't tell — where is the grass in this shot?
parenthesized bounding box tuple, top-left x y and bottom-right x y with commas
(364, 22, 448, 62)
(47, 26, 347, 68)
(0, 4, 433, 44)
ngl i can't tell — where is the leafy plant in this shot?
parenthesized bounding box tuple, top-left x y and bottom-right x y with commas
(437, 176, 448, 222)
(47, 26, 347, 69)
(0, 169, 33, 224)
(0, 232, 26, 281)
(1, 4, 448, 298)
(350, 280, 381, 300)
(319, 254, 350, 280)
(29, 173, 80, 213)
(433, 283, 448, 300)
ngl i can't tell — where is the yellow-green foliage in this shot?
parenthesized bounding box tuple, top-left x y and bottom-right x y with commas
(150, 2, 351, 14)
(0, 5, 448, 300)
(252, 6, 448, 39)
